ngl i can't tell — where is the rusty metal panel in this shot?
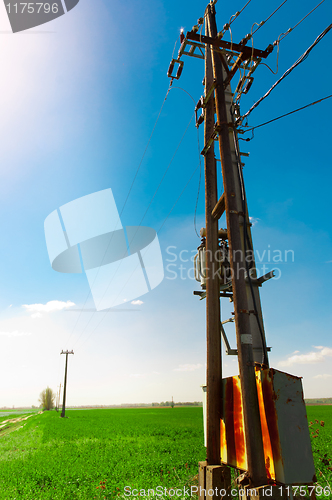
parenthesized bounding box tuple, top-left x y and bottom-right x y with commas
(266, 369, 316, 485)
(219, 368, 315, 485)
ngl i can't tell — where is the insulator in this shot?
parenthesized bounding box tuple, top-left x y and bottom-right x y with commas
(243, 78, 254, 94)
(167, 61, 175, 78)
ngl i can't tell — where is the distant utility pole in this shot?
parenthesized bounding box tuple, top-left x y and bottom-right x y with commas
(60, 350, 74, 418)
(56, 383, 62, 412)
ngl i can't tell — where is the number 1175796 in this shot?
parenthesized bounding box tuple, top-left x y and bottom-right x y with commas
(6, 3, 59, 14)
(279, 485, 331, 497)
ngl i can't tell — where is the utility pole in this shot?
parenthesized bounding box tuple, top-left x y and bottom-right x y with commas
(168, 2, 316, 498)
(204, 3, 222, 470)
(60, 350, 74, 418)
(167, 0, 275, 495)
(205, 3, 267, 488)
(56, 383, 61, 412)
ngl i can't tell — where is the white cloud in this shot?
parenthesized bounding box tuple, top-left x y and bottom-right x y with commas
(131, 300, 143, 305)
(174, 363, 203, 372)
(279, 346, 332, 367)
(313, 374, 332, 380)
(22, 300, 75, 317)
(0, 330, 31, 338)
(31, 313, 43, 319)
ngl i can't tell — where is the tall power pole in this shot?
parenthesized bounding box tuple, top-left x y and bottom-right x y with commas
(204, 6, 222, 469)
(205, 3, 267, 487)
(60, 350, 74, 418)
(167, 0, 275, 494)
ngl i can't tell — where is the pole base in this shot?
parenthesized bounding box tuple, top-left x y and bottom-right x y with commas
(199, 462, 231, 499)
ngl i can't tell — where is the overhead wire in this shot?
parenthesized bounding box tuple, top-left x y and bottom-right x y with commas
(259, 42, 280, 74)
(240, 23, 332, 124)
(234, 0, 326, 101)
(278, 0, 326, 42)
(75, 161, 201, 353)
(251, 0, 288, 35)
(232, 1, 288, 103)
(240, 94, 332, 137)
(170, 86, 203, 238)
(61, 81, 174, 349)
(62, 49, 200, 351)
(72, 110, 196, 349)
(244, 0, 287, 75)
(72, 83, 203, 349)
(193, 130, 203, 239)
(259, 0, 326, 75)
(220, 0, 252, 84)
(221, 0, 252, 36)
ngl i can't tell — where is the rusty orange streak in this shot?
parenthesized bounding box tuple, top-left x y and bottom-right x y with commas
(256, 368, 275, 481)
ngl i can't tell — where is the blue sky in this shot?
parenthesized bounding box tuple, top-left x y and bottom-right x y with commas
(0, 0, 331, 407)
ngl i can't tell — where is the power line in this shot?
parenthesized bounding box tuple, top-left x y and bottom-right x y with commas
(240, 94, 332, 136)
(121, 82, 173, 216)
(240, 23, 332, 124)
(260, 1, 326, 75)
(75, 162, 201, 352)
(278, 0, 326, 42)
(221, 0, 252, 36)
(158, 164, 200, 234)
(152, 85, 203, 238)
(137, 112, 195, 227)
(63, 85, 197, 353)
(193, 130, 203, 238)
(97, 112, 195, 306)
(232, 1, 288, 101)
(251, 0, 288, 35)
(72, 111, 195, 349)
(61, 83, 174, 348)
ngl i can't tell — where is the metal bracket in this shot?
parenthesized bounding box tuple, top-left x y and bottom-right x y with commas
(220, 320, 237, 355)
(178, 37, 205, 60)
(245, 270, 276, 287)
(201, 124, 221, 155)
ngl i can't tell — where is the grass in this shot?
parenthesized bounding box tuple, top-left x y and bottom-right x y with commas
(0, 407, 205, 499)
(0, 405, 331, 499)
(305, 406, 332, 496)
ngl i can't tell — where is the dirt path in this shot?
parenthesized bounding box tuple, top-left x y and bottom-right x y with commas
(0, 411, 42, 437)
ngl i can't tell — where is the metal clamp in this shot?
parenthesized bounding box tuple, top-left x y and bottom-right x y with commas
(238, 309, 258, 315)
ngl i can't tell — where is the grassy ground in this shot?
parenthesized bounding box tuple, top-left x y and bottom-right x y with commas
(0, 407, 205, 500)
(0, 406, 331, 499)
(305, 406, 332, 496)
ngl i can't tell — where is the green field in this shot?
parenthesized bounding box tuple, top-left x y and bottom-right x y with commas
(0, 406, 331, 499)
(306, 406, 332, 494)
(0, 407, 205, 499)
